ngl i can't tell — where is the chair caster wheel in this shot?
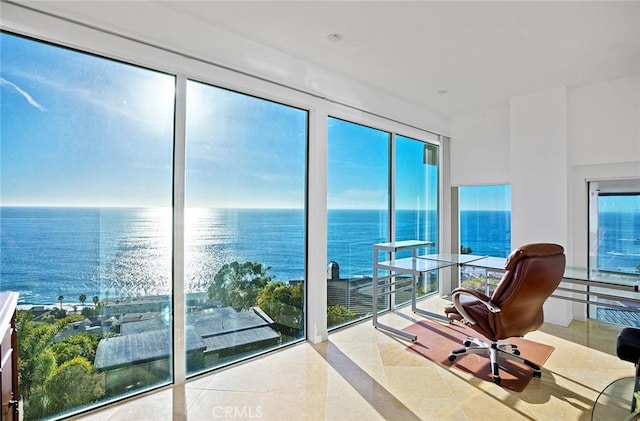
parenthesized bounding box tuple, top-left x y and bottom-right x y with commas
(533, 371, 542, 378)
(512, 349, 521, 356)
(448, 354, 457, 362)
(492, 376, 501, 385)
(463, 340, 472, 347)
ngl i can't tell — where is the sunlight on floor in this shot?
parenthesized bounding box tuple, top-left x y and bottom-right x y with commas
(72, 296, 630, 421)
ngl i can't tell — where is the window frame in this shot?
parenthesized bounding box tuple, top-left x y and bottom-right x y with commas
(1, 3, 449, 416)
(0, 26, 322, 417)
(587, 178, 640, 325)
(326, 104, 441, 329)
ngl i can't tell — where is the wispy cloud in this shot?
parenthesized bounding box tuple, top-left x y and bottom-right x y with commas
(3, 68, 173, 130)
(0, 77, 46, 111)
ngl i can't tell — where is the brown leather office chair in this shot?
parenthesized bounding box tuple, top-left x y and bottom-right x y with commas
(444, 243, 566, 385)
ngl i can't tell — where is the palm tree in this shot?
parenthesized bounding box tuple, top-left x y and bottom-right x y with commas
(92, 295, 99, 309)
(57, 295, 64, 310)
(78, 293, 87, 307)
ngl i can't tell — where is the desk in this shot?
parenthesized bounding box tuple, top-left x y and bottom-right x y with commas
(372, 249, 640, 342)
(560, 268, 640, 313)
(421, 254, 640, 313)
(591, 377, 639, 421)
(372, 241, 448, 342)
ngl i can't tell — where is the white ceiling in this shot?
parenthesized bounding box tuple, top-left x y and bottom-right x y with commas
(10, 1, 640, 118)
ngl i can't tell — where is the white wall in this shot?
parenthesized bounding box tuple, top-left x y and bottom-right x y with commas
(570, 75, 640, 167)
(510, 87, 571, 326)
(568, 75, 640, 320)
(509, 87, 569, 248)
(450, 75, 640, 324)
(568, 75, 640, 266)
(450, 106, 511, 187)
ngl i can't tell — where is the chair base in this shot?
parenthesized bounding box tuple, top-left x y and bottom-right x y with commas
(448, 336, 542, 385)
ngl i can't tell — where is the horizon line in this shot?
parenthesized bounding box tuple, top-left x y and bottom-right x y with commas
(0, 204, 507, 211)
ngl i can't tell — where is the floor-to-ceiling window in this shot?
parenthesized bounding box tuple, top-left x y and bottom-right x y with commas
(1, 30, 311, 419)
(395, 136, 439, 301)
(1, 33, 175, 419)
(326, 118, 441, 329)
(588, 179, 640, 326)
(0, 18, 447, 418)
(184, 81, 308, 374)
(326, 117, 390, 329)
(457, 185, 511, 294)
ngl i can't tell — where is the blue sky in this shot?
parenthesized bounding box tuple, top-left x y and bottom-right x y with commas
(1, 33, 175, 207)
(10, 32, 630, 214)
(184, 80, 306, 208)
(1, 32, 441, 210)
(459, 185, 511, 211)
(327, 118, 389, 209)
(599, 195, 640, 213)
(327, 119, 440, 210)
(1, 32, 307, 208)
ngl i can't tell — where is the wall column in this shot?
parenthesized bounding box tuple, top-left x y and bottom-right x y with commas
(510, 87, 571, 326)
(306, 102, 329, 343)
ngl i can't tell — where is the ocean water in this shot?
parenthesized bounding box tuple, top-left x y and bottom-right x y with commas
(459, 210, 511, 258)
(598, 211, 640, 273)
(1, 207, 637, 305)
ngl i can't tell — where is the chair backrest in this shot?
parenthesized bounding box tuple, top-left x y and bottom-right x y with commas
(490, 243, 566, 339)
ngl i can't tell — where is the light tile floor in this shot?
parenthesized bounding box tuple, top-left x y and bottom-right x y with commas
(72, 297, 630, 421)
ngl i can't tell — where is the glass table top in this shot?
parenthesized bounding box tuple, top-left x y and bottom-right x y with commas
(376, 257, 455, 275)
(592, 377, 639, 421)
(374, 240, 435, 252)
(564, 267, 640, 287)
(376, 252, 640, 291)
(418, 254, 489, 265)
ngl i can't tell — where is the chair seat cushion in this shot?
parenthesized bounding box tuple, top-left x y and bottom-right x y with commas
(617, 327, 640, 364)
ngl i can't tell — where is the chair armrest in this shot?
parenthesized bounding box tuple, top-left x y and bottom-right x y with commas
(451, 288, 502, 325)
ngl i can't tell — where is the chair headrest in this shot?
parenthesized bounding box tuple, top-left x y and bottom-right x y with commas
(504, 243, 565, 271)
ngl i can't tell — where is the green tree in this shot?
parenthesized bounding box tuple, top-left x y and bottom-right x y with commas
(79, 293, 87, 307)
(17, 311, 105, 420)
(51, 307, 67, 319)
(55, 314, 84, 329)
(23, 348, 58, 420)
(17, 312, 59, 396)
(257, 281, 303, 329)
(92, 295, 99, 308)
(208, 261, 273, 310)
(327, 305, 357, 327)
(26, 356, 104, 420)
(50, 333, 100, 366)
(57, 295, 64, 310)
(461, 275, 487, 292)
(81, 307, 96, 318)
